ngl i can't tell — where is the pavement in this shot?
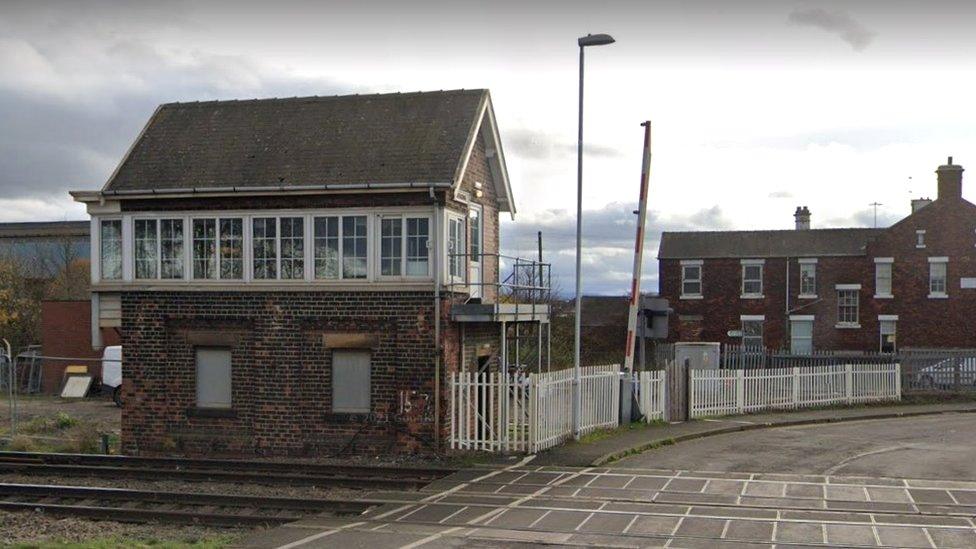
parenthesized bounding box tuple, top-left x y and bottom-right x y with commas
(533, 401, 976, 467)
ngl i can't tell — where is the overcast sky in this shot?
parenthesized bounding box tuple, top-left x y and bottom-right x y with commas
(3, 0, 976, 294)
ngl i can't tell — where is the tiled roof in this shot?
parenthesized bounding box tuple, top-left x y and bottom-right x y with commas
(104, 89, 488, 192)
(658, 228, 883, 259)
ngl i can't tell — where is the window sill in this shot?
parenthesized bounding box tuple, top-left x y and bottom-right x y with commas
(680, 294, 703, 300)
(928, 293, 949, 299)
(740, 294, 764, 299)
(797, 294, 818, 300)
(916, 245, 927, 249)
(874, 294, 894, 299)
(186, 407, 236, 419)
(834, 323, 861, 329)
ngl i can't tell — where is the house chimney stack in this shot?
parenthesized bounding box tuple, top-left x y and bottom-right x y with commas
(794, 206, 811, 230)
(936, 156, 963, 201)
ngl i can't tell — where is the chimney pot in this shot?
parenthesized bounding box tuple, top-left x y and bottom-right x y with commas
(794, 205, 811, 230)
(936, 157, 964, 201)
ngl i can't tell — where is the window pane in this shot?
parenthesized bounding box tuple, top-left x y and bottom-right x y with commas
(280, 217, 304, 280)
(196, 348, 231, 409)
(406, 218, 429, 276)
(100, 220, 122, 280)
(876, 263, 892, 295)
(314, 217, 339, 279)
(742, 320, 763, 349)
(790, 320, 813, 355)
(192, 219, 217, 279)
(134, 219, 158, 279)
(332, 350, 371, 413)
(252, 217, 277, 279)
(342, 216, 367, 279)
(469, 208, 482, 259)
(743, 264, 762, 294)
(380, 218, 403, 276)
(800, 264, 816, 295)
(219, 218, 243, 279)
(160, 219, 184, 279)
(448, 217, 465, 278)
(930, 262, 947, 293)
(838, 290, 859, 323)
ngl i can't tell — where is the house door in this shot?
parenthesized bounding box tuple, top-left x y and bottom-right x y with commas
(469, 205, 483, 299)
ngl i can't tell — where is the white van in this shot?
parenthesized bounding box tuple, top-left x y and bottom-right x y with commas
(101, 345, 122, 407)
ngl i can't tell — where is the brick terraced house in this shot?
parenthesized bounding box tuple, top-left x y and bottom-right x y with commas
(659, 158, 976, 353)
(71, 89, 550, 456)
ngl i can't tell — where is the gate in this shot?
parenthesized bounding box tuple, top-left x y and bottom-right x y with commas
(665, 359, 688, 422)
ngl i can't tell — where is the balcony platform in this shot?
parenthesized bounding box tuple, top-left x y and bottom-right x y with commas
(450, 303, 550, 323)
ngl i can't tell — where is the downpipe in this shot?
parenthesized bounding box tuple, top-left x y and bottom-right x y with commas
(430, 187, 442, 448)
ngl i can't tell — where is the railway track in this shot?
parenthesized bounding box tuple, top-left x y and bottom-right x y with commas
(0, 451, 455, 490)
(0, 482, 375, 527)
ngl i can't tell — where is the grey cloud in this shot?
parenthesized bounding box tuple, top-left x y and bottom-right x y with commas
(500, 202, 732, 295)
(788, 8, 876, 51)
(768, 190, 793, 199)
(824, 207, 902, 229)
(506, 128, 621, 161)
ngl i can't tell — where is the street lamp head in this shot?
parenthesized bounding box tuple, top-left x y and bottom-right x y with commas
(578, 33, 615, 47)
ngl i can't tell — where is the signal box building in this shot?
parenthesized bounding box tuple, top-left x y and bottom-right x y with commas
(72, 90, 549, 456)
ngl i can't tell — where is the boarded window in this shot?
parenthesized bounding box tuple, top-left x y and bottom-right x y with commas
(332, 350, 371, 413)
(196, 348, 231, 409)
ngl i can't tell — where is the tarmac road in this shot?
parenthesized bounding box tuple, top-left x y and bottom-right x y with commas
(612, 412, 976, 479)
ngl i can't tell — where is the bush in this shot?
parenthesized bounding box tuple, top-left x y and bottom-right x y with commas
(5, 434, 44, 452)
(56, 411, 78, 429)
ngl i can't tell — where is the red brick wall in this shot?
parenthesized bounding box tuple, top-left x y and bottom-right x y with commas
(118, 290, 482, 457)
(40, 300, 120, 394)
(661, 196, 976, 352)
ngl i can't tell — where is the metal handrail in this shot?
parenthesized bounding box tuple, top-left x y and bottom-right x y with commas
(445, 252, 552, 306)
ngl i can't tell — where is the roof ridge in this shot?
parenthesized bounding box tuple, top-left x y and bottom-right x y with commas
(662, 227, 883, 235)
(160, 89, 487, 108)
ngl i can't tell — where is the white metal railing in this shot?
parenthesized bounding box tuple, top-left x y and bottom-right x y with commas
(636, 370, 666, 422)
(449, 364, 620, 453)
(689, 364, 901, 418)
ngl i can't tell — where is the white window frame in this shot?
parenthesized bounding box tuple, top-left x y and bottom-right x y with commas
(789, 315, 814, 355)
(879, 315, 898, 353)
(680, 260, 703, 299)
(130, 216, 186, 281)
(916, 229, 926, 249)
(446, 212, 467, 283)
(99, 218, 124, 281)
(928, 257, 948, 298)
(835, 284, 861, 328)
(874, 257, 893, 299)
(376, 214, 433, 280)
(740, 315, 764, 349)
(740, 259, 764, 298)
(798, 258, 817, 298)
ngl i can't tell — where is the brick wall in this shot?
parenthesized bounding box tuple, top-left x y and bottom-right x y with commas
(120, 290, 476, 456)
(40, 300, 120, 394)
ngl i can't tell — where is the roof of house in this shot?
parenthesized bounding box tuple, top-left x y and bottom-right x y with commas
(658, 228, 884, 259)
(0, 221, 89, 239)
(88, 89, 514, 210)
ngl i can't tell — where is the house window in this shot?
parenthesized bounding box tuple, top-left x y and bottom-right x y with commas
(741, 261, 763, 297)
(448, 216, 466, 279)
(159, 219, 184, 279)
(195, 347, 231, 409)
(134, 219, 158, 279)
(380, 217, 403, 276)
(837, 288, 860, 326)
(332, 350, 371, 413)
(313, 216, 340, 279)
(192, 219, 217, 279)
(880, 319, 897, 353)
(681, 262, 702, 297)
(916, 230, 926, 248)
(252, 217, 277, 279)
(219, 218, 244, 279)
(406, 218, 430, 276)
(790, 318, 814, 355)
(342, 216, 368, 279)
(741, 318, 764, 349)
(99, 219, 122, 280)
(929, 258, 948, 297)
(874, 259, 893, 297)
(469, 208, 482, 260)
(279, 217, 304, 280)
(799, 261, 816, 296)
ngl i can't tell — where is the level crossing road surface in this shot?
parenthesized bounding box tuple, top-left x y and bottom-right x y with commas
(241, 462, 976, 548)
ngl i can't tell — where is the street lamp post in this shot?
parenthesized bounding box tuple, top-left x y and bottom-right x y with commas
(574, 33, 615, 440)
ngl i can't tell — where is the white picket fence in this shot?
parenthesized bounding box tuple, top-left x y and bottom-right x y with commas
(689, 364, 901, 418)
(636, 370, 667, 422)
(450, 364, 620, 453)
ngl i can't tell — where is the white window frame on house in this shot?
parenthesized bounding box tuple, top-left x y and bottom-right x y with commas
(874, 257, 893, 299)
(798, 258, 817, 298)
(879, 315, 897, 353)
(131, 216, 185, 281)
(99, 218, 124, 281)
(740, 315, 764, 349)
(836, 284, 861, 328)
(446, 212, 467, 283)
(789, 315, 814, 355)
(928, 256, 948, 298)
(680, 260, 703, 299)
(916, 229, 926, 249)
(377, 214, 432, 280)
(740, 259, 764, 298)
(91, 207, 439, 287)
